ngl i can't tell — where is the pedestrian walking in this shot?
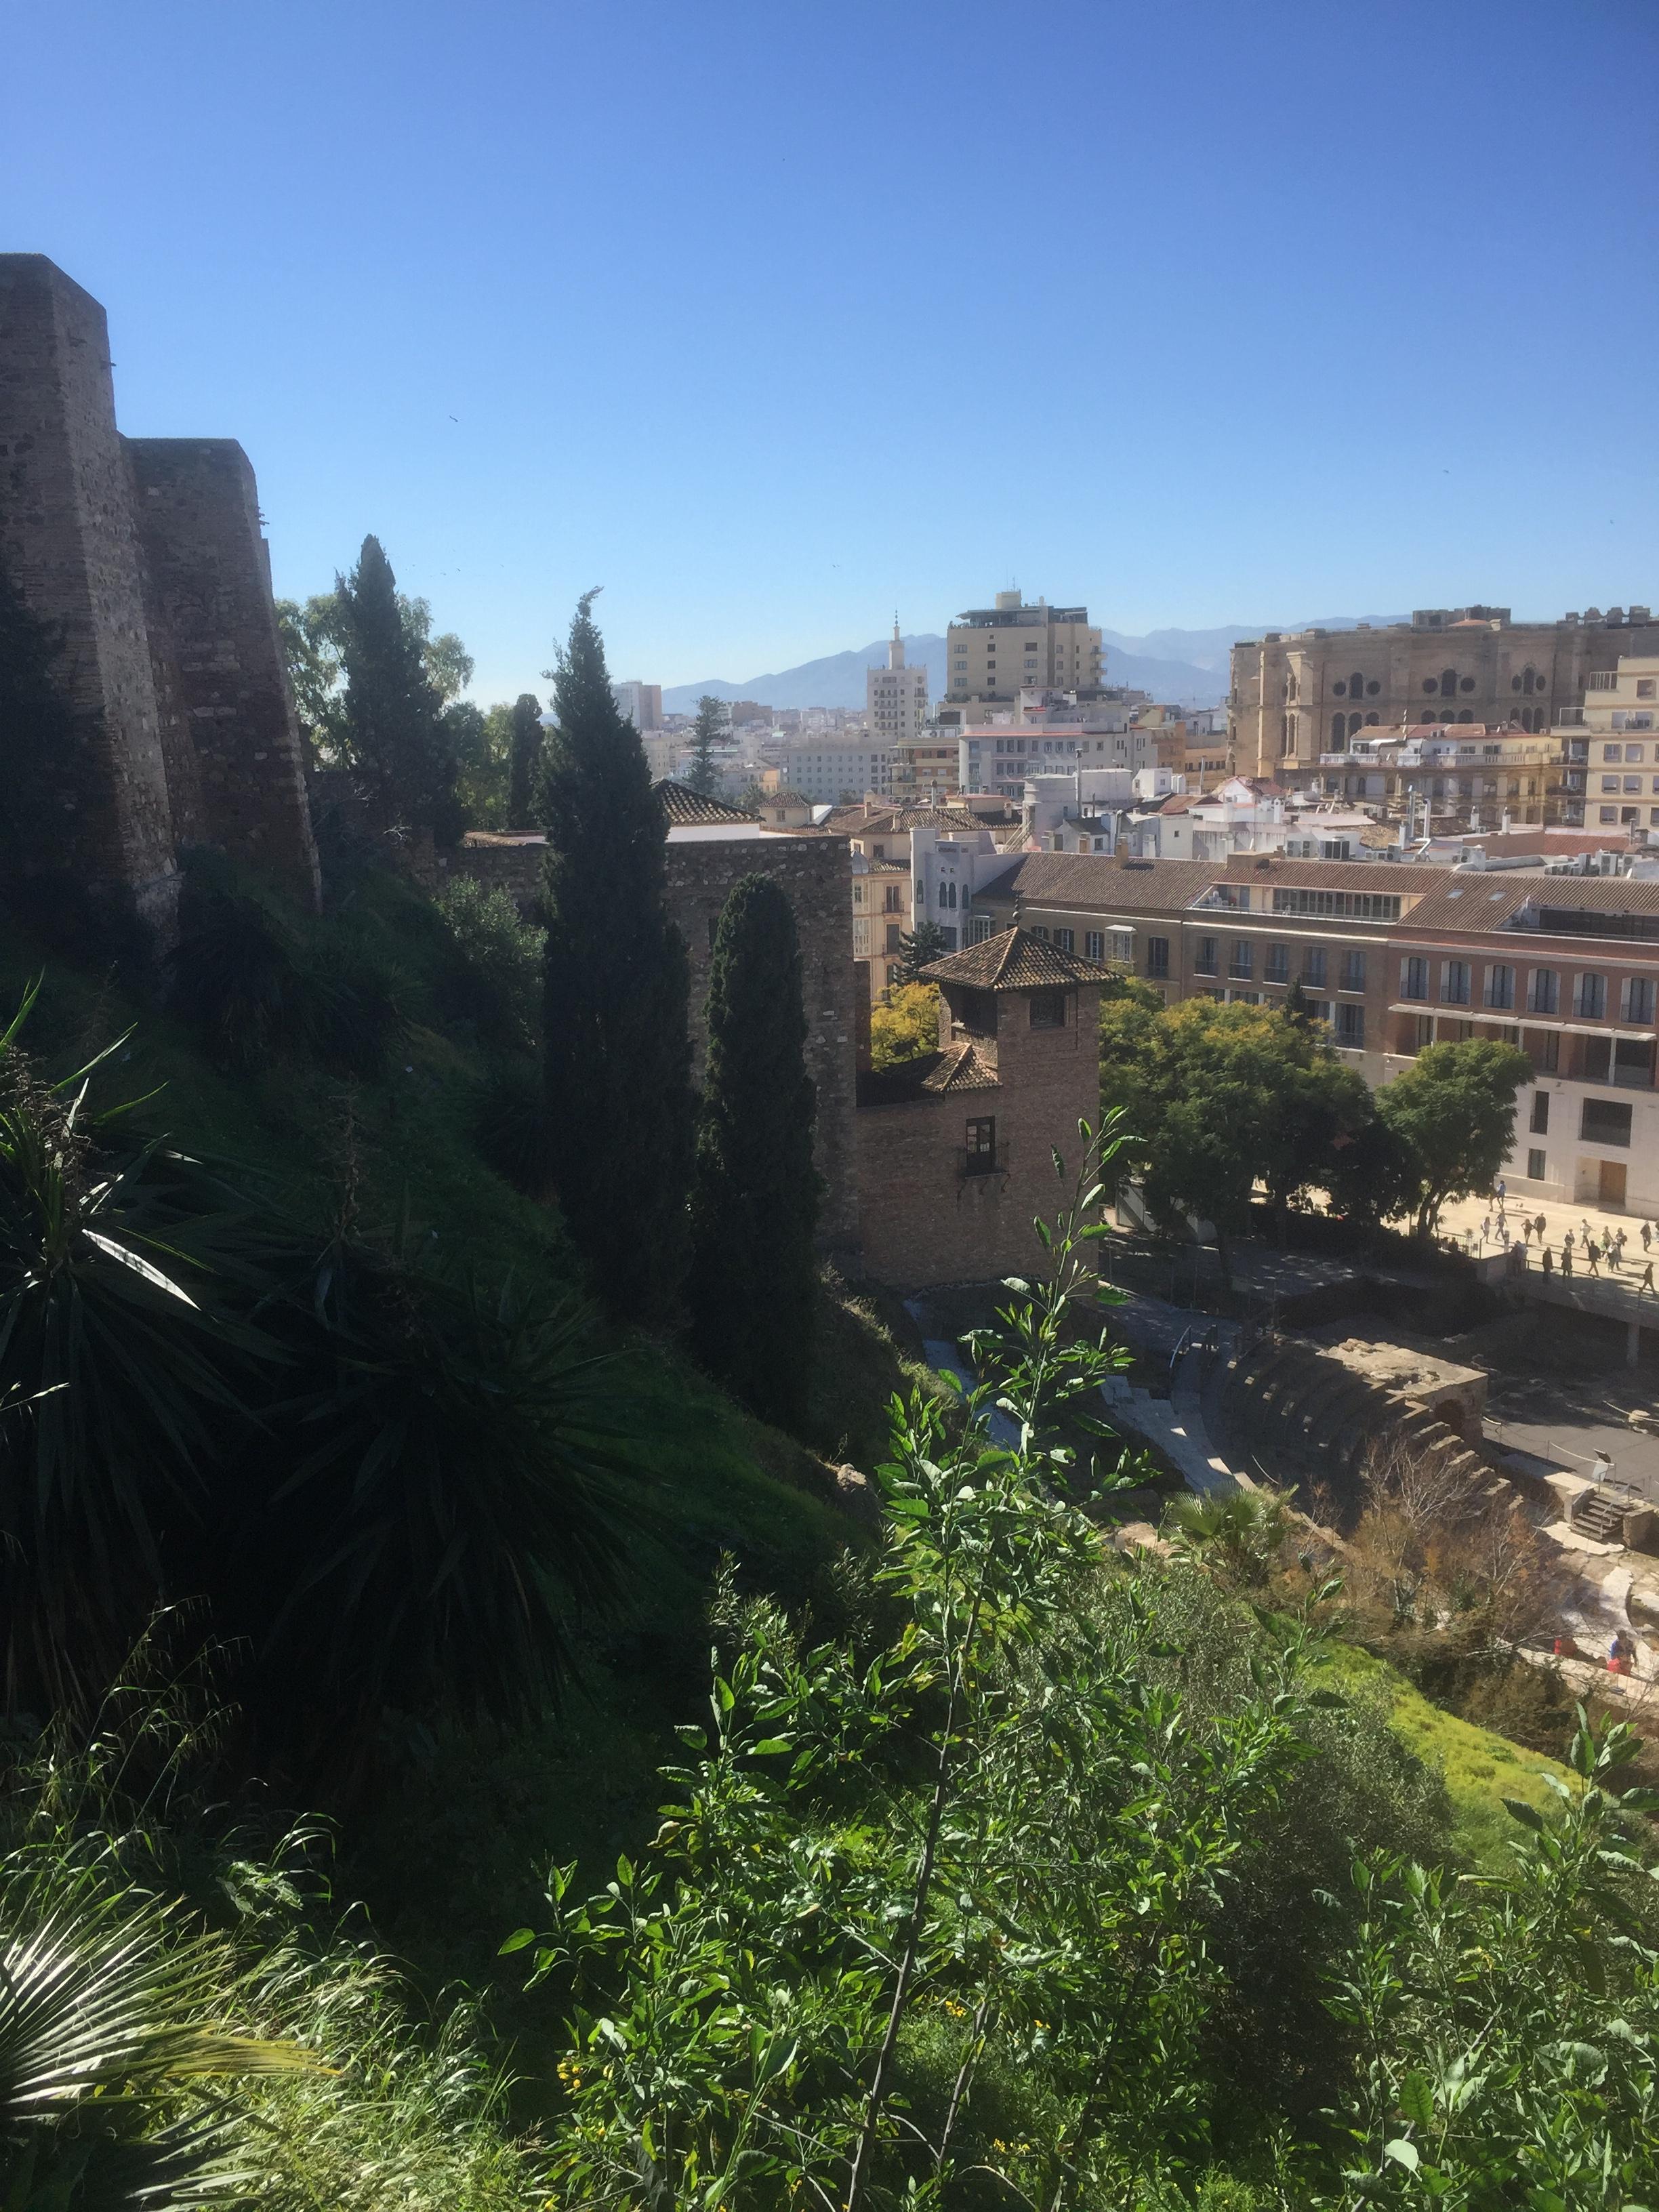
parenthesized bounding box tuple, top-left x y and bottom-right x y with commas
(1522, 1216, 1534, 1244)
(1643, 1222, 1652, 1253)
(1536, 1212, 1547, 1242)
(1564, 1229, 1576, 1253)
(1587, 1242, 1601, 1277)
(1562, 1244, 1574, 1277)
(1496, 1177, 1507, 1202)
(1641, 1260, 1654, 1294)
(1542, 1245, 1555, 1279)
(1616, 1228, 1629, 1259)
(1481, 1214, 1492, 1243)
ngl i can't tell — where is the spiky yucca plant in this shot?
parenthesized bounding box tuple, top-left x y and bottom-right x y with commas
(229, 1237, 639, 1766)
(0, 984, 263, 1717)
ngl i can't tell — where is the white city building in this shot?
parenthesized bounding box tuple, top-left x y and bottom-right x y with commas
(775, 738, 893, 804)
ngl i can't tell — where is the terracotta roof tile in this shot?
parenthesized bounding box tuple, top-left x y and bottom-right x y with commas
(655, 780, 756, 825)
(920, 924, 1118, 990)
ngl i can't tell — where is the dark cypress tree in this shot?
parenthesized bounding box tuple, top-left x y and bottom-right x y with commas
(687, 874, 820, 1429)
(506, 692, 544, 830)
(335, 535, 464, 844)
(541, 594, 695, 1322)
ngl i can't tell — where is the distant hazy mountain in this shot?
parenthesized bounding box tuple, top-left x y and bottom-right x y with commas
(662, 616, 1407, 718)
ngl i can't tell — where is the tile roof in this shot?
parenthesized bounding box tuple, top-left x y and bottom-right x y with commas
(655, 780, 756, 825)
(920, 925, 1119, 990)
(827, 804, 987, 836)
(760, 788, 811, 807)
(980, 853, 1225, 912)
(921, 1040, 1001, 1092)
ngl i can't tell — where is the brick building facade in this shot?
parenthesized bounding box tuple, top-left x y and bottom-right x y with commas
(0, 254, 317, 928)
(857, 928, 1112, 1290)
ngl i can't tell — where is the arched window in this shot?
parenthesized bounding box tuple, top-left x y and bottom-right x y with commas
(1364, 711, 1380, 726)
(1440, 668, 1458, 697)
(1457, 709, 1474, 724)
(1350, 671, 1365, 699)
(1331, 712, 1345, 743)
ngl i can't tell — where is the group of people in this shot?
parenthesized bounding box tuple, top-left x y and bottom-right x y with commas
(1470, 1181, 1659, 1291)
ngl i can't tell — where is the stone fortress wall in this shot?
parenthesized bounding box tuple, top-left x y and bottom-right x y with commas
(0, 255, 318, 927)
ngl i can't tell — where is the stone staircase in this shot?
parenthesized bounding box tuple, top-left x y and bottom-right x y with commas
(1103, 1338, 1252, 1498)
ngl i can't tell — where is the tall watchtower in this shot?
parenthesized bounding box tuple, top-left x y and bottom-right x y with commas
(0, 255, 178, 931)
(0, 254, 320, 930)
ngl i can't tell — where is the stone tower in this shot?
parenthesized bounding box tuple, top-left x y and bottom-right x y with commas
(0, 254, 319, 930)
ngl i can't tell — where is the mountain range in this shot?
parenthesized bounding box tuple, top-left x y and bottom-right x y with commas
(661, 618, 1406, 716)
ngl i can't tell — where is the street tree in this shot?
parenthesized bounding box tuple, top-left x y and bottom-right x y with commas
(687, 875, 820, 1428)
(540, 592, 695, 1322)
(1099, 996, 1371, 1280)
(1374, 1036, 1532, 1238)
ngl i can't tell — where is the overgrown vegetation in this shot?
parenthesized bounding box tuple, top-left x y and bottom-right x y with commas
(506, 1138, 1659, 2205)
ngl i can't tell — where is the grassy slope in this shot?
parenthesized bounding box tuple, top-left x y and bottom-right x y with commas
(0, 879, 879, 2002)
(1317, 1641, 1573, 1868)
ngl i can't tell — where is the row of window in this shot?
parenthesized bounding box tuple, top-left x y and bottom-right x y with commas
(1604, 743, 1651, 762)
(1399, 957, 1659, 1022)
(1599, 776, 1659, 793)
(1193, 939, 1366, 989)
(1207, 989, 1366, 1046)
(1597, 806, 1659, 826)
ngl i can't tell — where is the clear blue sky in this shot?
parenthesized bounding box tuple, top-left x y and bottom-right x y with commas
(7, 0, 1656, 701)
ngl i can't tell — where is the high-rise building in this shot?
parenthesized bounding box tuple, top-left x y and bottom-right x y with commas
(611, 680, 663, 730)
(939, 590, 1105, 714)
(867, 618, 930, 755)
(1229, 607, 1656, 781)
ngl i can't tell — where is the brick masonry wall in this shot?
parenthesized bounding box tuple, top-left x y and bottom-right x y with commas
(0, 255, 177, 930)
(127, 439, 319, 905)
(665, 834, 860, 1256)
(857, 983, 1103, 1290)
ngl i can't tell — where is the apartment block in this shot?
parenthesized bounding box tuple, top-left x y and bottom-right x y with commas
(942, 589, 1105, 708)
(611, 680, 663, 730)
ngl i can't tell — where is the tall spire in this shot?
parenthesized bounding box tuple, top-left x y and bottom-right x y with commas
(888, 612, 905, 670)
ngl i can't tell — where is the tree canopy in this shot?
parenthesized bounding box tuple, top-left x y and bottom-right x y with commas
(869, 982, 939, 1069)
(1099, 996, 1372, 1275)
(1372, 1037, 1532, 1236)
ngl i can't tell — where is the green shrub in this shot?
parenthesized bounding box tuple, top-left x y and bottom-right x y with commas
(432, 878, 543, 1057)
